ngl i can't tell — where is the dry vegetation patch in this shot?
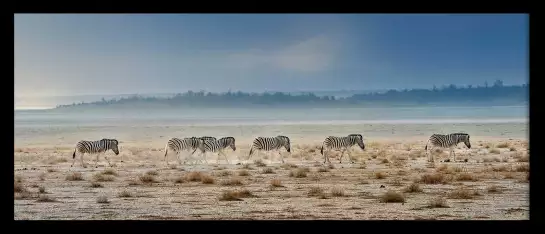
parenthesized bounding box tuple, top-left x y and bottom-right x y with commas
(93, 173, 115, 182)
(404, 183, 423, 193)
(139, 174, 157, 183)
(36, 195, 56, 203)
(448, 187, 481, 199)
(261, 168, 275, 174)
(427, 197, 449, 208)
(97, 196, 109, 204)
(375, 172, 387, 179)
(66, 172, 84, 181)
(289, 168, 308, 178)
(90, 182, 103, 188)
(270, 179, 284, 188)
(419, 173, 447, 184)
(456, 173, 478, 181)
(118, 190, 133, 197)
(219, 189, 256, 201)
(254, 160, 266, 167)
(102, 168, 118, 176)
(221, 177, 243, 186)
(330, 187, 345, 197)
(380, 190, 405, 203)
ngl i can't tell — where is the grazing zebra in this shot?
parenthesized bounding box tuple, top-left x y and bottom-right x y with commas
(195, 137, 237, 164)
(320, 134, 365, 164)
(163, 137, 203, 165)
(71, 138, 120, 168)
(248, 136, 292, 163)
(425, 133, 471, 163)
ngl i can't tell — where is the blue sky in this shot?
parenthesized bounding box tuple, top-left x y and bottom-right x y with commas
(15, 14, 528, 97)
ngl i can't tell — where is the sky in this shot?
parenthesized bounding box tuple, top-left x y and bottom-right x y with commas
(15, 14, 528, 98)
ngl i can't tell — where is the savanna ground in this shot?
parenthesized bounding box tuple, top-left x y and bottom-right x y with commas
(14, 134, 529, 220)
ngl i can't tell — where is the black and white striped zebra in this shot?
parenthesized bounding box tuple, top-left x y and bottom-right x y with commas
(425, 133, 471, 163)
(195, 137, 237, 164)
(320, 134, 365, 164)
(163, 137, 203, 165)
(71, 138, 120, 168)
(247, 135, 292, 163)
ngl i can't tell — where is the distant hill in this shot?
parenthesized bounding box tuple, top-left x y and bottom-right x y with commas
(54, 80, 528, 110)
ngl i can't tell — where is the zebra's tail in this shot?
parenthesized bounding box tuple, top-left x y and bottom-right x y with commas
(425, 138, 431, 151)
(320, 144, 324, 155)
(248, 147, 254, 157)
(164, 144, 169, 157)
(72, 149, 76, 159)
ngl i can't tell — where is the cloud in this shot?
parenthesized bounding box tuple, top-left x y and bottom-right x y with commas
(224, 35, 340, 73)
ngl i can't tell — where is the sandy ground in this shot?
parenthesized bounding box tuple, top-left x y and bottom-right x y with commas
(14, 123, 529, 220)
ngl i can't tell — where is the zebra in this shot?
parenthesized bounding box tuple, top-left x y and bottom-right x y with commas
(195, 137, 237, 164)
(163, 137, 203, 165)
(71, 138, 120, 168)
(320, 134, 365, 164)
(247, 135, 292, 163)
(425, 133, 471, 163)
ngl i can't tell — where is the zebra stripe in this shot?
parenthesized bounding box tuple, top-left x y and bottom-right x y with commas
(71, 138, 120, 168)
(320, 134, 365, 164)
(425, 133, 471, 162)
(248, 135, 292, 163)
(164, 137, 203, 165)
(199, 136, 217, 141)
(196, 137, 237, 164)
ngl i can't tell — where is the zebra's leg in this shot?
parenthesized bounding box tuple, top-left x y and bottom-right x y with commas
(451, 147, 456, 162)
(277, 150, 285, 164)
(346, 150, 355, 164)
(219, 150, 230, 164)
(94, 153, 100, 168)
(339, 148, 347, 163)
(427, 146, 434, 163)
(164, 149, 170, 166)
(80, 153, 87, 168)
(104, 154, 112, 167)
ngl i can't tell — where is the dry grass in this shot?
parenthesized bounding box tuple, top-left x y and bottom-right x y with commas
(419, 173, 446, 184)
(221, 178, 243, 186)
(509, 147, 517, 152)
(102, 168, 118, 176)
(139, 174, 157, 183)
(93, 173, 115, 182)
(381, 158, 390, 164)
(517, 155, 529, 162)
(427, 197, 449, 208)
(146, 170, 159, 176)
(317, 167, 330, 173)
(90, 182, 103, 188)
(491, 165, 510, 172)
(215, 170, 231, 177)
(254, 159, 267, 167)
(261, 168, 275, 174)
(38, 186, 46, 194)
(14, 181, 26, 193)
(270, 179, 284, 187)
(515, 164, 529, 172)
(380, 190, 405, 203)
(448, 187, 480, 199)
(456, 173, 478, 181)
(487, 185, 502, 193)
(97, 196, 109, 204)
(219, 189, 255, 201)
(503, 172, 515, 179)
(436, 164, 449, 172)
(36, 195, 56, 202)
(118, 190, 133, 197)
(201, 174, 215, 184)
(242, 164, 253, 170)
(185, 172, 203, 181)
(389, 178, 403, 187)
(308, 187, 325, 197)
(497, 143, 510, 148)
(489, 148, 501, 154)
(404, 183, 423, 193)
(375, 172, 387, 179)
(289, 168, 308, 178)
(238, 170, 250, 176)
(65, 172, 84, 181)
(38, 173, 46, 181)
(47, 168, 56, 173)
(330, 187, 345, 197)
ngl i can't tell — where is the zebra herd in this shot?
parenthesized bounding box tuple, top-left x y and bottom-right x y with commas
(70, 133, 472, 168)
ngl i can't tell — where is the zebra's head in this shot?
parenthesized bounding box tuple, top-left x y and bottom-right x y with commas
(221, 137, 236, 151)
(456, 133, 471, 149)
(102, 138, 120, 155)
(277, 135, 291, 153)
(348, 134, 365, 150)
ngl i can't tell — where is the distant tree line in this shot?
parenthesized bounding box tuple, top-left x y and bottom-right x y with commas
(55, 80, 528, 109)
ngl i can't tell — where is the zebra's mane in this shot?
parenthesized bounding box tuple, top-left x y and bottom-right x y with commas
(220, 137, 235, 142)
(348, 134, 363, 139)
(277, 135, 290, 144)
(101, 138, 118, 143)
(451, 133, 469, 137)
